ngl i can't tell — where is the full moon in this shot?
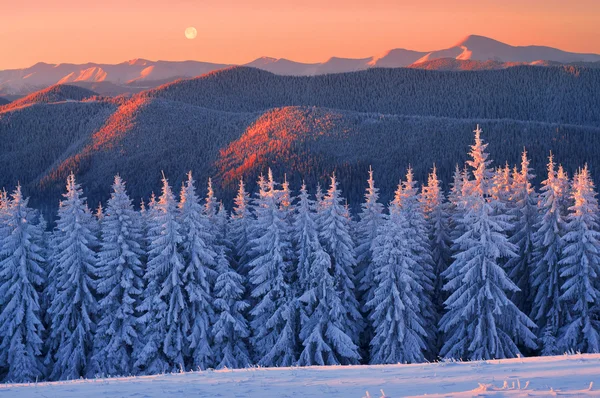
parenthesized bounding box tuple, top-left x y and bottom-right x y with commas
(185, 27, 197, 39)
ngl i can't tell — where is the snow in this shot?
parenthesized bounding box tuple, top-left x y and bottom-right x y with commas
(1, 353, 599, 397)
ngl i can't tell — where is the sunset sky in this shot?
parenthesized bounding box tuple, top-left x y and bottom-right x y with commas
(1, 0, 599, 70)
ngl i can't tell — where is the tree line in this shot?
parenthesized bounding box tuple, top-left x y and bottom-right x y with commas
(1, 125, 599, 382)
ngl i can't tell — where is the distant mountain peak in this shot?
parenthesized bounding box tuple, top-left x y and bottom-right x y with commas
(455, 34, 504, 47)
(126, 58, 151, 66)
(2, 35, 600, 96)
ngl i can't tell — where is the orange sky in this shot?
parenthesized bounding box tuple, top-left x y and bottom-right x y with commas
(1, 0, 599, 70)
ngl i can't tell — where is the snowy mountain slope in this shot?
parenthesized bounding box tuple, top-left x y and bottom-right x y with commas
(1, 354, 598, 397)
(2, 35, 599, 95)
(412, 35, 600, 65)
(3, 65, 600, 215)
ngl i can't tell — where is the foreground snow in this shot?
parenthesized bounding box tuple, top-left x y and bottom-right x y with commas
(1, 354, 599, 397)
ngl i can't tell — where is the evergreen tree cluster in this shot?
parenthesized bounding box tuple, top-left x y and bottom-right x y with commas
(1, 125, 600, 382)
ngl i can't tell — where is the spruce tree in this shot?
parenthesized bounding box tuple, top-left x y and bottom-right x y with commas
(397, 167, 436, 355)
(318, 173, 363, 351)
(356, 167, 385, 306)
(178, 172, 217, 370)
(420, 165, 452, 347)
(213, 246, 251, 369)
(92, 175, 145, 376)
(0, 186, 46, 382)
(229, 179, 253, 275)
(248, 170, 297, 366)
(135, 175, 185, 374)
(295, 184, 360, 365)
(558, 165, 600, 353)
(367, 184, 427, 364)
(440, 126, 537, 360)
(490, 163, 513, 206)
(531, 153, 568, 355)
(204, 177, 219, 224)
(505, 149, 539, 316)
(48, 173, 99, 380)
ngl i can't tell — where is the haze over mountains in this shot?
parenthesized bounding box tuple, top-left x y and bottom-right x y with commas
(2, 34, 599, 97)
(2, 64, 600, 220)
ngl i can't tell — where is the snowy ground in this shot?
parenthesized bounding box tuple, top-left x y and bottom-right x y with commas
(1, 354, 599, 397)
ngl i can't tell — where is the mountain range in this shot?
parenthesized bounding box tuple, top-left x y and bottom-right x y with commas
(2, 65, 600, 220)
(2, 34, 600, 98)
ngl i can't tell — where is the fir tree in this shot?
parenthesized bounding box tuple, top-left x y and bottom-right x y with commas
(367, 184, 427, 364)
(318, 173, 363, 351)
(48, 173, 99, 380)
(356, 166, 385, 306)
(440, 126, 537, 360)
(0, 186, 46, 382)
(397, 167, 436, 355)
(204, 177, 219, 223)
(420, 165, 452, 348)
(178, 172, 217, 370)
(229, 179, 253, 275)
(295, 184, 360, 365)
(505, 149, 539, 316)
(213, 247, 251, 369)
(92, 175, 145, 376)
(490, 163, 513, 206)
(248, 170, 297, 366)
(530, 153, 568, 355)
(135, 175, 185, 374)
(558, 165, 600, 353)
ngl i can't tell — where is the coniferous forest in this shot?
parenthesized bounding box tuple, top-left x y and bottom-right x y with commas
(2, 125, 600, 383)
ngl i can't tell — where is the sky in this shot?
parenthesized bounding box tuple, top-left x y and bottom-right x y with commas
(1, 0, 599, 70)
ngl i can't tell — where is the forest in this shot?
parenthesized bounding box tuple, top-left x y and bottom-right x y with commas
(1, 126, 599, 382)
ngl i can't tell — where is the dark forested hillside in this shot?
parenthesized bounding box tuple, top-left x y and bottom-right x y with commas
(145, 66, 600, 127)
(0, 84, 99, 112)
(2, 65, 600, 219)
(0, 97, 9, 106)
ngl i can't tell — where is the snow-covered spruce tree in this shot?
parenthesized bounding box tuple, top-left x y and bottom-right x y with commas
(204, 177, 219, 224)
(48, 173, 99, 380)
(135, 175, 185, 374)
(505, 149, 539, 316)
(95, 203, 104, 222)
(397, 167, 436, 355)
(0, 190, 9, 243)
(420, 166, 452, 342)
(440, 125, 537, 360)
(213, 246, 251, 369)
(91, 175, 145, 377)
(229, 179, 253, 275)
(558, 165, 600, 353)
(490, 163, 513, 207)
(530, 153, 569, 355)
(0, 186, 46, 382)
(556, 165, 572, 216)
(318, 173, 363, 351)
(449, 165, 471, 238)
(367, 183, 428, 364)
(215, 202, 230, 247)
(178, 172, 217, 370)
(248, 169, 297, 367)
(294, 184, 360, 366)
(356, 167, 385, 307)
(294, 184, 318, 298)
(36, 214, 51, 317)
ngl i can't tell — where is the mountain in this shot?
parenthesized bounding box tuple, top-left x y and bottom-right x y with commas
(0, 59, 230, 96)
(0, 84, 100, 112)
(413, 35, 600, 64)
(2, 65, 600, 219)
(0, 97, 9, 105)
(142, 66, 600, 127)
(2, 35, 599, 96)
